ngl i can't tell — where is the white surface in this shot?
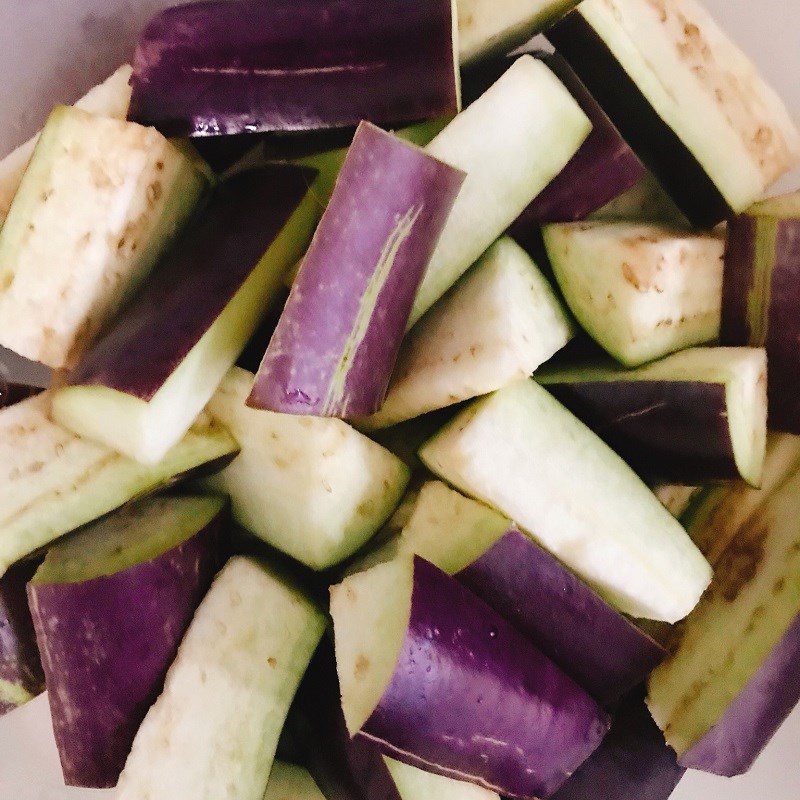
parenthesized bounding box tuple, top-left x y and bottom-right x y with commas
(1, 0, 800, 797)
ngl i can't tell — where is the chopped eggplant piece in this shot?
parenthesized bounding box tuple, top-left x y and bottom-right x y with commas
(52, 166, 318, 464)
(547, 0, 800, 226)
(0, 105, 210, 368)
(0, 392, 237, 576)
(722, 191, 800, 432)
(331, 555, 609, 799)
(538, 347, 768, 486)
(361, 238, 572, 429)
(543, 222, 725, 366)
(28, 496, 225, 787)
(248, 123, 465, 418)
(419, 380, 711, 622)
(129, 0, 460, 136)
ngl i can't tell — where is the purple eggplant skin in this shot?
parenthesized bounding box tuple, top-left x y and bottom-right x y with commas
(552, 689, 685, 800)
(26, 506, 227, 788)
(544, 380, 739, 483)
(722, 214, 800, 433)
(128, 0, 459, 138)
(248, 123, 465, 418)
(0, 382, 40, 410)
(361, 556, 610, 799)
(68, 166, 315, 400)
(0, 560, 44, 716)
(457, 529, 666, 707)
(546, 12, 730, 228)
(678, 611, 800, 776)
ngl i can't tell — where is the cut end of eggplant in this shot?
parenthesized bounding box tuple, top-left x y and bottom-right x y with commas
(544, 222, 725, 367)
(331, 557, 414, 735)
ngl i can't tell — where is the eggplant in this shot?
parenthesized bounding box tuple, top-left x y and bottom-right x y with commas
(469, 51, 643, 226)
(248, 123, 465, 418)
(537, 347, 768, 487)
(52, 165, 319, 464)
(552, 689, 685, 800)
(117, 556, 326, 800)
(0, 64, 133, 224)
(264, 762, 326, 800)
(546, 0, 800, 227)
(360, 237, 573, 429)
(369, 480, 667, 706)
(543, 222, 725, 367)
(648, 462, 800, 776)
(682, 433, 800, 569)
(457, 0, 578, 65)
(0, 392, 238, 577)
(0, 105, 211, 370)
(0, 380, 39, 410)
(409, 55, 591, 325)
(722, 191, 800, 432)
(203, 368, 410, 571)
(331, 555, 610, 799)
(27, 495, 225, 787)
(128, 0, 459, 137)
(0, 560, 44, 716)
(419, 380, 711, 622)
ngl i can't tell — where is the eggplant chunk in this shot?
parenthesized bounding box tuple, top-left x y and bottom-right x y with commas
(0, 392, 236, 577)
(248, 123, 465, 418)
(538, 347, 768, 487)
(648, 464, 800, 776)
(129, 0, 459, 136)
(363, 480, 667, 706)
(52, 166, 319, 464)
(117, 557, 326, 800)
(547, 0, 800, 227)
(409, 55, 590, 324)
(331, 555, 609, 799)
(543, 222, 725, 367)
(722, 191, 800, 433)
(361, 238, 572, 429)
(0, 105, 210, 369)
(419, 381, 711, 622)
(28, 496, 225, 788)
(264, 762, 326, 800)
(0, 560, 44, 716)
(203, 368, 409, 571)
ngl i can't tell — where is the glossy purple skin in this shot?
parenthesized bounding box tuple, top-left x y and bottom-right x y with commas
(69, 167, 314, 400)
(361, 556, 610, 799)
(128, 0, 459, 137)
(514, 52, 644, 225)
(553, 689, 685, 800)
(680, 611, 800, 776)
(544, 379, 738, 483)
(0, 560, 44, 716)
(0, 382, 40, 410)
(27, 506, 226, 788)
(547, 12, 731, 228)
(722, 214, 800, 433)
(457, 529, 666, 707)
(248, 123, 465, 417)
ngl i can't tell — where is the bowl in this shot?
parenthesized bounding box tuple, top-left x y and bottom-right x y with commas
(0, 2, 798, 798)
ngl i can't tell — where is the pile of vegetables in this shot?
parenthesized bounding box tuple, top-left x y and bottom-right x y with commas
(0, 0, 799, 798)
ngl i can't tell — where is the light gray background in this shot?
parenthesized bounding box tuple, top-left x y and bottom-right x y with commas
(0, 1, 799, 798)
